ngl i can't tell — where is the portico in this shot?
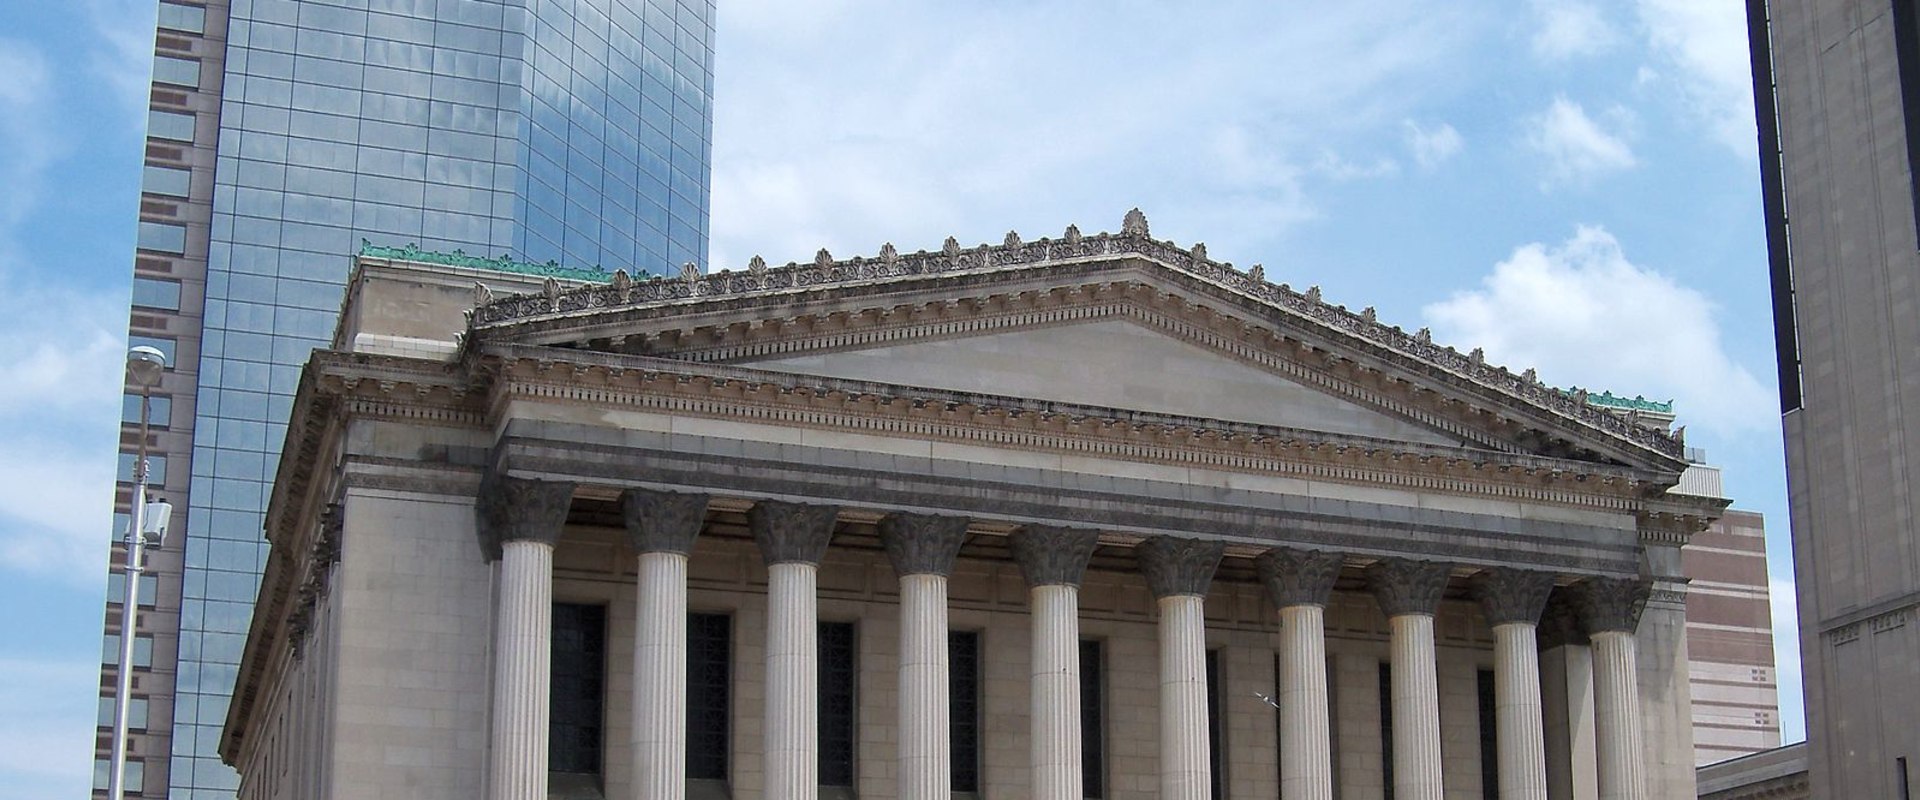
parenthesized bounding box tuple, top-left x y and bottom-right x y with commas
(221, 212, 1723, 800)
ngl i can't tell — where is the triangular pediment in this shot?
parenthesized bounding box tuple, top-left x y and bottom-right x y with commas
(742, 316, 1463, 446)
(466, 214, 1690, 472)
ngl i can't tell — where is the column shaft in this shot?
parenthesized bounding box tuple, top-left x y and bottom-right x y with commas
(1389, 614, 1444, 800)
(1493, 622, 1549, 800)
(488, 540, 553, 800)
(1592, 630, 1646, 800)
(899, 573, 951, 800)
(1030, 584, 1084, 800)
(765, 562, 820, 800)
(1159, 595, 1211, 800)
(633, 551, 688, 800)
(1277, 604, 1333, 800)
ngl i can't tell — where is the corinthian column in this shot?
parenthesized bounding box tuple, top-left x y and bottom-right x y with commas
(622, 488, 710, 800)
(1137, 536, 1226, 800)
(879, 513, 971, 800)
(1475, 569, 1556, 800)
(1572, 578, 1652, 800)
(476, 475, 575, 800)
(1367, 558, 1452, 800)
(750, 500, 840, 800)
(1255, 547, 1344, 800)
(1008, 525, 1102, 800)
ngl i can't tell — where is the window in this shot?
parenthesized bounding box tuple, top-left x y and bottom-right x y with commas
(97, 696, 150, 729)
(687, 612, 731, 783)
(101, 633, 155, 668)
(142, 165, 191, 197)
(147, 109, 196, 142)
(122, 394, 173, 428)
(1081, 639, 1105, 799)
(137, 221, 187, 254)
(1207, 648, 1225, 799)
(818, 621, 857, 791)
(1380, 662, 1394, 800)
(1478, 669, 1498, 800)
(106, 572, 160, 608)
(132, 277, 182, 310)
(950, 630, 981, 794)
(550, 603, 606, 782)
(153, 55, 201, 88)
(93, 758, 144, 792)
(156, 2, 205, 33)
(118, 452, 168, 484)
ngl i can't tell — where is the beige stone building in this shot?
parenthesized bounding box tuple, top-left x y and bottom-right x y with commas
(220, 213, 1727, 800)
(1681, 510, 1782, 765)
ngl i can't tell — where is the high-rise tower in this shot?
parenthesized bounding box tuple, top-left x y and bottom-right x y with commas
(99, 1, 715, 795)
(1750, 0, 1920, 795)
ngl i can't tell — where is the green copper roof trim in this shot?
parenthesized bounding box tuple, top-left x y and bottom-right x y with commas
(357, 240, 652, 283)
(1561, 388, 1675, 414)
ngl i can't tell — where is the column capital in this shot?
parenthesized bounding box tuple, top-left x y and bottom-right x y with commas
(475, 474, 575, 561)
(1009, 525, 1101, 588)
(1137, 535, 1225, 598)
(748, 500, 839, 566)
(1570, 577, 1652, 635)
(879, 512, 969, 577)
(1255, 546, 1344, 608)
(621, 488, 708, 555)
(1474, 568, 1557, 626)
(1366, 557, 1451, 618)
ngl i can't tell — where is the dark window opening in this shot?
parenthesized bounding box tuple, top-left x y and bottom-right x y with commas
(819, 621, 858, 788)
(1207, 648, 1226, 799)
(687, 612, 731, 783)
(1380, 662, 1395, 800)
(950, 630, 982, 793)
(1894, 0, 1920, 249)
(1082, 639, 1106, 799)
(551, 603, 607, 783)
(1478, 669, 1498, 800)
(1747, 0, 1802, 411)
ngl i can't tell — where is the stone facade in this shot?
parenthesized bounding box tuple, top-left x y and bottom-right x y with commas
(220, 215, 1726, 800)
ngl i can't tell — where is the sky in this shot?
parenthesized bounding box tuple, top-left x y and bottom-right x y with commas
(0, 1, 1796, 796)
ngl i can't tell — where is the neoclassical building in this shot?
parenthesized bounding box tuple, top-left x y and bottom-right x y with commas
(221, 212, 1726, 800)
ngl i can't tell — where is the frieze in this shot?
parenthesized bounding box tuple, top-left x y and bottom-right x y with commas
(462, 210, 1683, 462)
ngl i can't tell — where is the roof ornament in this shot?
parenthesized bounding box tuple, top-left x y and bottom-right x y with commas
(472, 282, 494, 307)
(879, 243, 898, 265)
(679, 261, 700, 285)
(542, 277, 562, 311)
(1004, 231, 1022, 247)
(610, 269, 632, 301)
(1361, 306, 1377, 323)
(814, 249, 834, 270)
(749, 255, 768, 280)
(1470, 347, 1485, 365)
(1248, 264, 1264, 283)
(1522, 367, 1538, 385)
(1416, 327, 1432, 344)
(1064, 224, 1083, 244)
(1190, 242, 1207, 262)
(942, 236, 962, 259)
(1305, 285, 1322, 303)
(1122, 207, 1149, 236)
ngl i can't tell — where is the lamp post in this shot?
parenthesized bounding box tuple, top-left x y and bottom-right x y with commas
(109, 345, 168, 800)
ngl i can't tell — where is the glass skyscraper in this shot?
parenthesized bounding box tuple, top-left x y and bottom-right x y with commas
(102, 1, 714, 796)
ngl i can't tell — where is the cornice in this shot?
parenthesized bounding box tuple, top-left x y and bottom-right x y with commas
(483, 345, 1665, 513)
(466, 213, 1687, 469)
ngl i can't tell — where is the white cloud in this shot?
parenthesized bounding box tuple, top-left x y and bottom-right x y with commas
(1403, 121, 1464, 169)
(82, 0, 161, 127)
(1423, 225, 1774, 438)
(708, 2, 1480, 270)
(0, 42, 56, 233)
(1636, 0, 1756, 155)
(0, 657, 97, 800)
(1525, 96, 1637, 187)
(1530, 0, 1618, 60)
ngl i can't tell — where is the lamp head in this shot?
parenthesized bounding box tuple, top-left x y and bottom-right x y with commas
(126, 346, 167, 389)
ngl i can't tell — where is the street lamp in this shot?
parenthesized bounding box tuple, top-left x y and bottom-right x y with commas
(109, 345, 170, 800)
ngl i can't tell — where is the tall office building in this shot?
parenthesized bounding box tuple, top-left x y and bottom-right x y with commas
(1751, 0, 1920, 795)
(99, 1, 715, 795)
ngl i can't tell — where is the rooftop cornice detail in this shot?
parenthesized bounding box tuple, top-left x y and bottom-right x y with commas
(466, 210, 1685, 465)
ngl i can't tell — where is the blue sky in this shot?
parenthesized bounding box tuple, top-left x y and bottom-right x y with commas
(0, 1, 1794, 796)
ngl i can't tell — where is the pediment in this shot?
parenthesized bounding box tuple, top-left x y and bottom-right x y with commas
(465, 213, 1688, 473)
(742, 316, 1464, 446)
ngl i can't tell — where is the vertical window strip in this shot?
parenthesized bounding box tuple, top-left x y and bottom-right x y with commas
(1207, 648, 1226, 800)
(1478, 668, 1498, 800)
(950, 630, 982, 793)
(818, 621, 858, 788)
(549, 603, 607, 777)
(1081, 639, 1106, 799)
(686, 612, 731, 782)
(1380, 662, 1395, 800)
